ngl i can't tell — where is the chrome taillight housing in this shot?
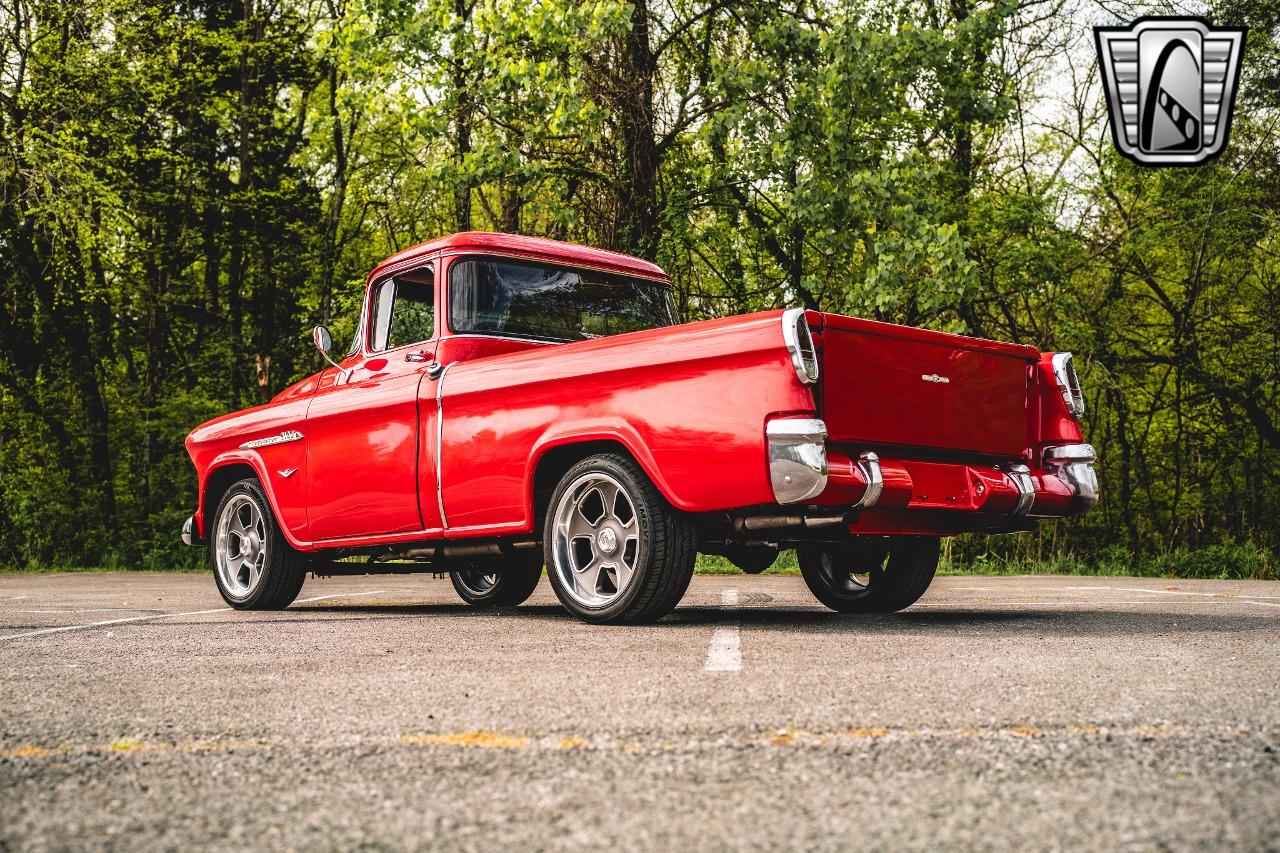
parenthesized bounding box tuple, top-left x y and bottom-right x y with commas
(782, 308, 819, 385)
(766, 418, 828, 503)
(1051, 352, 1085, 416)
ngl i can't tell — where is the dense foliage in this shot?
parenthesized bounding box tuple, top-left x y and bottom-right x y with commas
(1, 0, 1277, 569)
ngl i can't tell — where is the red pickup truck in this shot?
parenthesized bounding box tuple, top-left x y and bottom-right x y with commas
(182, 232, 1097, 624)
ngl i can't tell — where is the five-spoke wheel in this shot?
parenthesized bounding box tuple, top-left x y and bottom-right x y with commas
(210, 479, 308, 609)
(545, 453, 695, 624)
(215, 493, 268, 601)
(550, 472, 642, 608)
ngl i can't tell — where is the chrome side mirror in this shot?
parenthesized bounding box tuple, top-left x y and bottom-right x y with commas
(311, 325, 348, 381)
(312, 325, 333, 354)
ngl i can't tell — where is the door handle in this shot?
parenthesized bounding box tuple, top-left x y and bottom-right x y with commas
(405, 350, 434, 363)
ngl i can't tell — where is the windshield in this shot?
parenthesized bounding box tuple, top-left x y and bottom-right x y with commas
(448, 257, 676, 342)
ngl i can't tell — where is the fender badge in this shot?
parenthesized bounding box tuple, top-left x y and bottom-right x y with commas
(240, 430, 303, 450)
(921, 373, 951, 384)
(277, 468, 297, 478)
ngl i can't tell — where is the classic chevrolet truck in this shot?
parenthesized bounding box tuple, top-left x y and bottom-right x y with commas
(182, 231, 1097, 624)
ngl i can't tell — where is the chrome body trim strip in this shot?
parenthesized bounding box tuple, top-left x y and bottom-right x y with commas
(434, 362, 455, 529)
(239, 430, 303, 450)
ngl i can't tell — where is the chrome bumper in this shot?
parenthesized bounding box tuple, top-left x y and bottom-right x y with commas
(1044, 443, 1099, 511)
(181, 515, 201, 547)
(766, 418, 829, 503)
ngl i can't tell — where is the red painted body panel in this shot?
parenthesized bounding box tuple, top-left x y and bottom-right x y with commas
(818, 313, 1034, 458)
(183, 232, 1095, 552)
(437, 311, 814, 536)
(304, 359, 426, 541)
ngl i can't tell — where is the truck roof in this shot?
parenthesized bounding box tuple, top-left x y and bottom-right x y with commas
(367, 232, 670, 284)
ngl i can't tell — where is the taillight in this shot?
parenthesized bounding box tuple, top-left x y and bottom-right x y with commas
(1051, 352, 1085, 416)
(782, 308, 819, 385)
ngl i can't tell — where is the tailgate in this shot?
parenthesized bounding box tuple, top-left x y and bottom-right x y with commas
(818, 314, 1036, 458)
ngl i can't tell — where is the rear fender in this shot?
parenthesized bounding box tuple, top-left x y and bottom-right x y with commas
(526, 423, 677, 521)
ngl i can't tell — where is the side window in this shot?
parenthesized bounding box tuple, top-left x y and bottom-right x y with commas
(370, 266, 435, 352)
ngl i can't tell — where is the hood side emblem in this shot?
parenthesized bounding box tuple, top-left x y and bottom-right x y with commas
(277, 468, 297, 478)
(921, 373, 951, 384)
(240, 430, 303, 450)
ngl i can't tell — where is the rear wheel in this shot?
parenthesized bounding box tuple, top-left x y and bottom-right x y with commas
(450, 553, 543, 608)
(210, 479, 309, 610)
(544, 453, 696, 624)
(797, 536, 939, 613)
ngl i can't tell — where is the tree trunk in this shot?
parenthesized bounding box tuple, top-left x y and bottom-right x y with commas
(613, 0, 660, 260)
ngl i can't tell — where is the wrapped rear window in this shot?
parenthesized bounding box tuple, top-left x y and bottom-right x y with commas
(448, 257, 675, 342)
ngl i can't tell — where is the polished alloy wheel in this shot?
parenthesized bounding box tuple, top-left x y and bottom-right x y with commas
(215, 494, 268, 601)
(550, 472, 641, 607)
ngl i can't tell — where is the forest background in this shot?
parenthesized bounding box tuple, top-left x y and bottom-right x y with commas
(1, 0, 1277, 576)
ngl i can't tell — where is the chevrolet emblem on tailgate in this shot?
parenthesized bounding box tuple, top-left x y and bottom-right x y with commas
(921, 374, 950, 384)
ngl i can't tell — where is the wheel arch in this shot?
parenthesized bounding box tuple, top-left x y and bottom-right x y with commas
(528, 434, 676, 530)
(200, 453, 308, 550)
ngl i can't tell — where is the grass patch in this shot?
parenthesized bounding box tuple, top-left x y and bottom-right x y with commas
(941, 541, 1277, 580)
(696, 541, 1276, 580)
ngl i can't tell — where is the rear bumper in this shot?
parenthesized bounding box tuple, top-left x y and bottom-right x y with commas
(765, 417, 1097, 535)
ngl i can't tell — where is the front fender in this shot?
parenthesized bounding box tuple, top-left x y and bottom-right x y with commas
(197, 451, 312, 551)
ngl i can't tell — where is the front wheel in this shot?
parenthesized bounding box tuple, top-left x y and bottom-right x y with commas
(210, 478, 309, 610)
(797, 536, 939, 613)
(450, 553, 543, 608)
(544, 453, 696, 624)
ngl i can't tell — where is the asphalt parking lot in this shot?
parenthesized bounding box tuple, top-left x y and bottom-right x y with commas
(2, 572, 1278, 850)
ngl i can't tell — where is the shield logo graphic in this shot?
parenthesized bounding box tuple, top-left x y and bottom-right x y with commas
(1095, 17, 1246, 166)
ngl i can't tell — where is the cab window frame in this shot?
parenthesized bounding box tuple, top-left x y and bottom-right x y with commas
(366, 263, 437, 354)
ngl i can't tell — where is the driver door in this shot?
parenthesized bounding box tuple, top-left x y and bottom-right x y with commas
(304, 265, 438, 541)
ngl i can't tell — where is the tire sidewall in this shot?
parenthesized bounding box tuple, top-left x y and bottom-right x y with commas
(799, 537, 939, 613)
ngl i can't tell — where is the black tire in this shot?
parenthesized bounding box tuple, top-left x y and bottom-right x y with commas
(450, 553, 543, 608)
(209, 478, 309, 610)
(543, 453, 696, 625)
(797, 536, 939, 613)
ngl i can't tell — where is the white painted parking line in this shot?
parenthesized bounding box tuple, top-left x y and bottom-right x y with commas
(0, 590, 387, 641)
(705, 589, 741, 672)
